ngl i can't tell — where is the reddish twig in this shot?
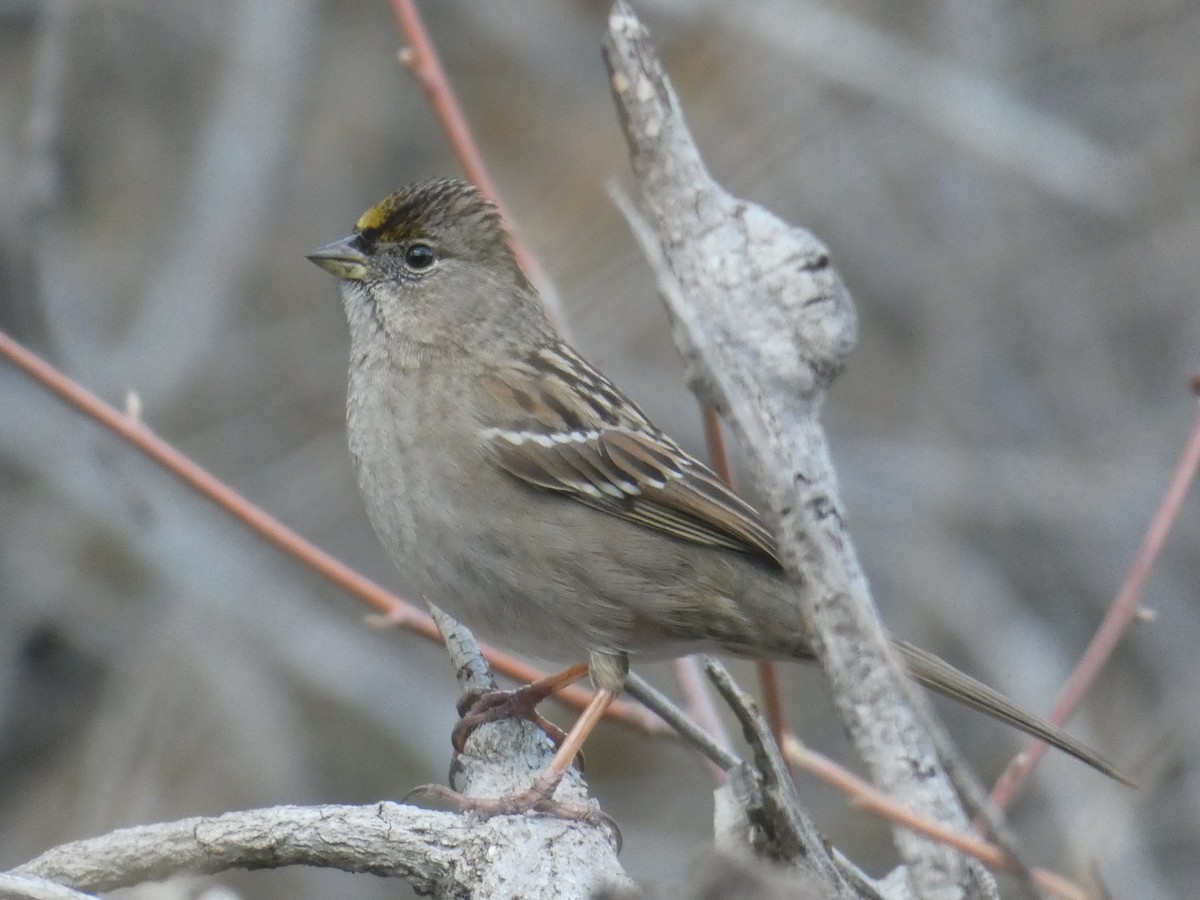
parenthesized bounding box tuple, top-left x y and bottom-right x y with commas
(0, 328, 664, 735)
(989, 391, 1200, 810)
(388, 0, 564, 329)
(755, 660, 788, 743)
(702, 403, 791, 747)
(700, 402, 733, 480)
(669, 405, 737, 778)
(781, 734, 1090, 900)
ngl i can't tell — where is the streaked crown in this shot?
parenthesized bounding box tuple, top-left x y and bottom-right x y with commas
(355, 178, 506, 252)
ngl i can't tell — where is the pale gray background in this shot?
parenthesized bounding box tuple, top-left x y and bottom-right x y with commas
(1, 1, 1197, 897)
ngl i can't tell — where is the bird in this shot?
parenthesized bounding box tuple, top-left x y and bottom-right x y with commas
(308, 177, 1128, 815)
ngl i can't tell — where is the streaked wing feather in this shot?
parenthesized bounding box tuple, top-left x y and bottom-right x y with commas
(626, 497, 761, 555)
(647, 454, 780, 563)
(560, 441, 636, 498)
(480, 348, 781, 566)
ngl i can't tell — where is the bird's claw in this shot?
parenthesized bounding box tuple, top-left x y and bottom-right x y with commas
(452, 688, 580, 770)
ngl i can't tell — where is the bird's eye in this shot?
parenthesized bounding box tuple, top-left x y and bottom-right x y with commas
(404, 244, 436, 270)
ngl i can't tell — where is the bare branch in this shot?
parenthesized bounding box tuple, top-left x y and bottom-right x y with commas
(602, 4, 996, 894)
(0, 873, 99, 900)
(8, 801, 628, 897)
(705, 660, 878, 899)
(624, 672, 740, 773)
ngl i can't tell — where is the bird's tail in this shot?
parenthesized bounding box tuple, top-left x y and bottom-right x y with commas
(893, 639, 1133, 785)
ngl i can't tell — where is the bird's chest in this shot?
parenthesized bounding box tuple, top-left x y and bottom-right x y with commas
(344, 362, 482, 573)
(346, 368, 424, 533)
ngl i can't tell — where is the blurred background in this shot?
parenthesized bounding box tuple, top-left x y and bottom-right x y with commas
(1, 0, 1198, 896)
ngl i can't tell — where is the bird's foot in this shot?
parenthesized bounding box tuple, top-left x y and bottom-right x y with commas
(452, 686, 571, 758)
(452, 662, 592, 768)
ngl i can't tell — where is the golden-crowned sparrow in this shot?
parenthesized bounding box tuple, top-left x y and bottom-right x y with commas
(309, 178, 1125, 809)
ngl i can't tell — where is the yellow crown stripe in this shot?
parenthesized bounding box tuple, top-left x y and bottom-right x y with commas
(355, 195, 396, 232)
(355, 194, 422, 243)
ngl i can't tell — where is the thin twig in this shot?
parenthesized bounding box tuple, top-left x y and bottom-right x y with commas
(989, 392, 1200, 811)
(624, 673, 740, 773)
(755, 661, 788, 749)
(699, 403, 791, 749)
(705, 660, 868, 897)
(700, 403, 732, 478)
(388, 0, 565, 329)
(667, 659, 732, 782)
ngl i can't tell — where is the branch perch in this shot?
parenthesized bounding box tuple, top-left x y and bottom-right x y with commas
(603, 4, 996, 895)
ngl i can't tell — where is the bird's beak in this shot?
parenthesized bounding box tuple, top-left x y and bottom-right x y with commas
(307, 235, 368, 282)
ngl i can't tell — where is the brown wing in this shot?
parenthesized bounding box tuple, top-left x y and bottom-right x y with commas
(478, 343, 781, 566)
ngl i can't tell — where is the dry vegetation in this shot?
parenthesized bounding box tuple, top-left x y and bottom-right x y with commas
(1, 1, 1198, 897)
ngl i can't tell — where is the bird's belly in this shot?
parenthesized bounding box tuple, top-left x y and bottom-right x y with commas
(348, 388, 788, 665)
(409, 491, 775, 664)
